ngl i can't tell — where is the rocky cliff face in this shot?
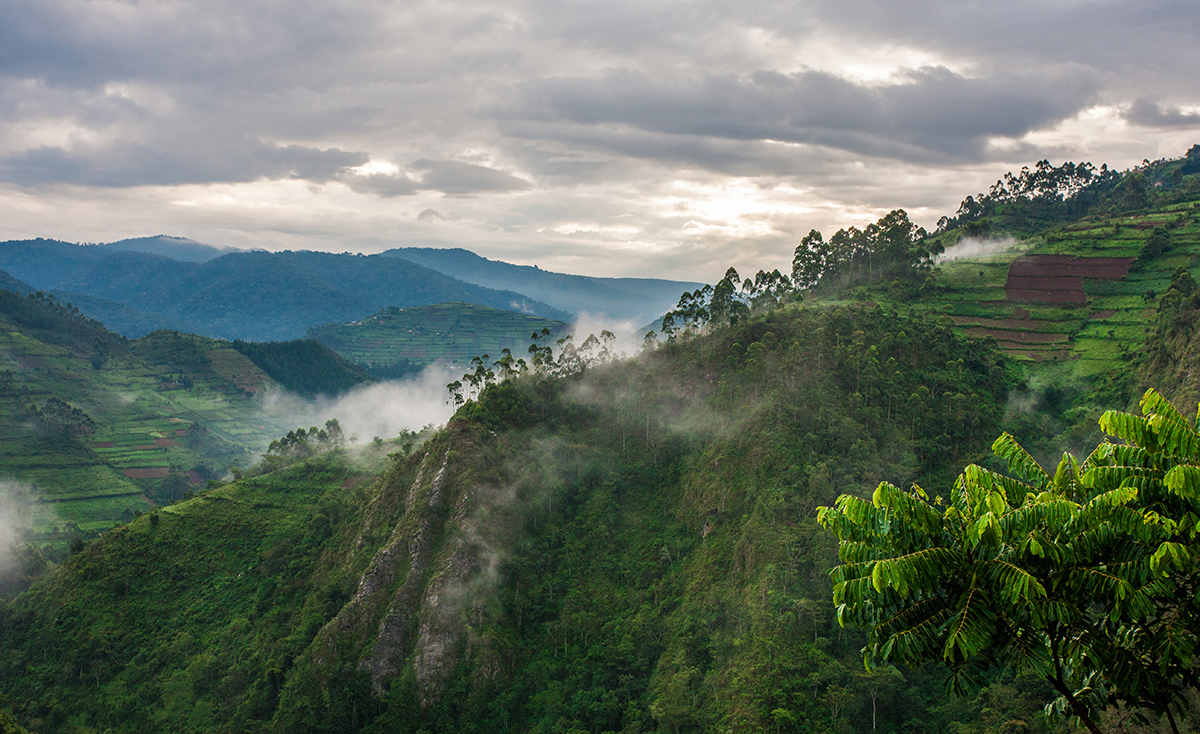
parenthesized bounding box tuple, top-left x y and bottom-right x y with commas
(281, 420, 530, 715)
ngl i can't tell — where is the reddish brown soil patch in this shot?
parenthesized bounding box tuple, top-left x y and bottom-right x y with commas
(93, 441, 115, 448)
(154, 438, 177, 448)
(1005, 255, 1133, 304)
(1008, 256, 1134, 279)
(16, 356, 47, 369)
(1012, 307, 1031, 319)
(131, 444, 162, 451)
(174, 429, 188, 436)
(123, 467, 170, 479)
(1089, 309, 1118, 319)
(184, 470, 204, 486)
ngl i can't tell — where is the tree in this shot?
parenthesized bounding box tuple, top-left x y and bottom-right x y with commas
(818, 388, 1200, 734)
(793, 229, 830, 290)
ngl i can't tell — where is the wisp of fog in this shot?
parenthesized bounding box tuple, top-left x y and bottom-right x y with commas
(0, 480, 38, 569)
(258, 364, 459, 445)
(937, 236, 1020, 263)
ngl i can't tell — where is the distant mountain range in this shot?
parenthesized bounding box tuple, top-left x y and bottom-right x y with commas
(0, 238, 699, 342)
(0, 239, 570, 341)
(382, 247, 702, 325)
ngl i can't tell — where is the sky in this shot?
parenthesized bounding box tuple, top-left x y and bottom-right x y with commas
(1, 0, 1199, 282)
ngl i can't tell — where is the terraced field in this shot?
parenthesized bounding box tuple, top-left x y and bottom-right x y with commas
(0, 324, 296, 538)
(310, 301, 572, 369)
(931, 201, 1200, 375)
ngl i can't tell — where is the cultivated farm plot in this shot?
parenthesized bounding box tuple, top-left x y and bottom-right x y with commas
(929, 202, 1200, 375)
(0, 323, 295, 538)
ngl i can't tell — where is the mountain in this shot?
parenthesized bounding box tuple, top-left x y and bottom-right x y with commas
(382, 246, 704, 325)
(0, 270, 36, 294)
(308, 302, 572, 374)
(0, 242, 570, 341)
(95, 235, 235, 263)
(0, 303, 1020, 734)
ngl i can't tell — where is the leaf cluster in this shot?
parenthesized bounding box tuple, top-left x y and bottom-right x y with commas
(821, 388, 1200, 733)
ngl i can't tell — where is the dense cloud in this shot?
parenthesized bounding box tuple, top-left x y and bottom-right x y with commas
(1122, 98, 1200, 129)
(0, 0, 1198, 279)
(512, 65, 1100, 163)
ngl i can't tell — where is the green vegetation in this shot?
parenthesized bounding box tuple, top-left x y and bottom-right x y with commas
(230, 339, 375, 397)
(820, 388, 1200, 734)
(0, 302, 1017, 733)
(0, 243, 570, 341)
(0, 292, 336, 565)
(308, 302, 571, 374)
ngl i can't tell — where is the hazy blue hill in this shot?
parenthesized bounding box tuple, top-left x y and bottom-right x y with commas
(43, 291, 200, 338)
(0, 270, 36, 294)
(0, 242, 570, 341)
(95, 235, 234, 263)
(382, 246, 704, 324)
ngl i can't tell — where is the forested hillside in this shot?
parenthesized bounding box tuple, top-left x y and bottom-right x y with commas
(0, 303, 1022, 733)
(0, 290, 373, 572)
(0, 243, 569, 341)
(383, 247, 704, 325)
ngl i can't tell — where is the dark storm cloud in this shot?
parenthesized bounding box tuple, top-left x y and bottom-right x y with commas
(1122, 98, 1200, 129)
(512, 65, 1100, 163)
(0, 0, 374, 89)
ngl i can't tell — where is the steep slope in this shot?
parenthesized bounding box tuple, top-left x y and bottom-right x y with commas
(383, 246, 704, 325)
(0, 303, 1023, 734)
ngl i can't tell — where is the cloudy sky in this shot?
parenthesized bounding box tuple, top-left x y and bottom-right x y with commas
(1, 0, 1198, 280)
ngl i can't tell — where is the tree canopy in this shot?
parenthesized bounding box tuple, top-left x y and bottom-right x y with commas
(819, 388, 1200, 734)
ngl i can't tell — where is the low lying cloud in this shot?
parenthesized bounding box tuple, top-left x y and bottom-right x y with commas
(0, 479, 38, 570)
(937, 235, 1020, 263)
(257, 364, 458, 445)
